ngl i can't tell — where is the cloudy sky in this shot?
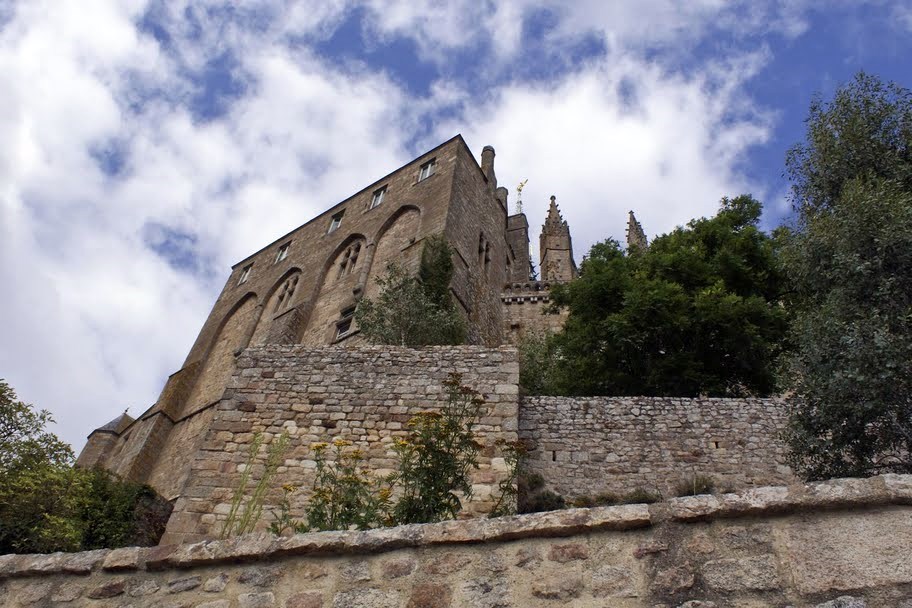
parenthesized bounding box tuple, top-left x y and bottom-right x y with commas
(1, 0, 910, 452)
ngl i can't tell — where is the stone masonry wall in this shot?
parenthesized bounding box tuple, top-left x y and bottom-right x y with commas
(501, 281, 568, 345)
(162, 345, 519, 545)
(3, 475, 912, 608)
(520, 396, 794, 500)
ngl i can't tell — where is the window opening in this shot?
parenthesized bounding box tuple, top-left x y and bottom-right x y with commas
(418, 159, 436, 181)
(336, 243, 363, 279)
(335, 306, 356, 340)
(238, 263, 253, 285)
(274, 276, 298, 312)
(275, 243, 290, 264)
(328, 210, 345, 233)
(370, 186, 386, 209)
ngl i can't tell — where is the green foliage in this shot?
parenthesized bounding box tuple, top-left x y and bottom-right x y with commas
(222, 432, 290, 538)
(391, 373, 484, 524)
(0, 379, 73, 474)
(302, 439, 393, 532)
(355, 236, 466, 346)
(674, 474, 716, 497)
(786, 72, 912, 217)
(517, 330, 562, 395)
(548, 196, 788, 397)
(783, 73, 912, 480)
(516, 471, 566, 514)
(489, 439, 527, 518)
(0, 381, 170, 553)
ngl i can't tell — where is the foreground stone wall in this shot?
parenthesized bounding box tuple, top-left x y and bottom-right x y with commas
(3, 475, 912, 608)
(163, 345, 519, 545)
(520, 396, 794, 500)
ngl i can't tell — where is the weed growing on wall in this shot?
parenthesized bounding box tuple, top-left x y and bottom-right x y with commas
(391, 373, 483, 524)
(489, 439, 527, 518)
(303, 439, 393, 532)
(222, 431, 290, 538)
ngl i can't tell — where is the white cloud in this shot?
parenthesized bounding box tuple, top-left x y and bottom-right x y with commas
(436, 50, 772, 265)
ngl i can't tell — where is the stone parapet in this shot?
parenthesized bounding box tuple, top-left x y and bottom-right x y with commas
(2, 475, 912, 607)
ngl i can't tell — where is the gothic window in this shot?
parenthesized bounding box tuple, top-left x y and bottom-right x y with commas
(370, 186, 386, 209)
(336, 242, 362, 279)
(274, 275, 299, 312)
(418, 158, 436, 181)
(335, 306, 356, 340)
(237, 263, 252, 285)
(274, 243, 290, 264)
(328, 210, 345, 233)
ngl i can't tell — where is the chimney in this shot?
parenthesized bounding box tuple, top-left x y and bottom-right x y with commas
(481, 145, 497, 191)
(495, 186, 508, 211)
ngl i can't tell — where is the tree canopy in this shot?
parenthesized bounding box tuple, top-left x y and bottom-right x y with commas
(782, 72, 912, 479)
(543, 195, 788, 397)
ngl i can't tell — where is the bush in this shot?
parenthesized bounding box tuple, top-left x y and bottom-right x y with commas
(391, 373, 483, 524)
(0, 380, 170, 553)
(303, 439, 392, 532)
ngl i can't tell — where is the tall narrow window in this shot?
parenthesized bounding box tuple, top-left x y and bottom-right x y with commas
(328, 210, 344, 233)
(370, 186, 386, 209)
(274, 243, 290, 264)
(418, 159, 436, 181)
(238, 263, 253, 285)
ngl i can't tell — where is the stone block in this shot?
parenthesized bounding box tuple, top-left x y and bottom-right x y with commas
(701, 555, 780, 592)
(782, 509, 912, 595)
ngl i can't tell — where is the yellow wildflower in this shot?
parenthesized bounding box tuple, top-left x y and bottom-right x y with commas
(332, 438, 353, 447)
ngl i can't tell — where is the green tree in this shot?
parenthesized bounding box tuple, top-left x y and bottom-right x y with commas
(783, 73, 912, 479)
(547, 195, 788, 397)
(355, 235, 465, 346)
(0, 381, 171, 553)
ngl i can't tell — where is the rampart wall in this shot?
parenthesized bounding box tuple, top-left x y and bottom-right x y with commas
(3, 475, 912, 608)
(162, 346, 519, 546)
(520, 396, 794, 500)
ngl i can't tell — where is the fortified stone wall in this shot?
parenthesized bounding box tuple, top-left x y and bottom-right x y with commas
(163, 345, 519, 546)
(3, 475, 912, 608)
(520, 396, 794, 500)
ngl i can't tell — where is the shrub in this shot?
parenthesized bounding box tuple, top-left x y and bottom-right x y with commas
(0, 380, 170, 553)
(391, 373, 483, 524)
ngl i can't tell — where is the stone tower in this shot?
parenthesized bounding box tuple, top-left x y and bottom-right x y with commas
(626, 210, 648, 252)
(539, 196, 577, 282)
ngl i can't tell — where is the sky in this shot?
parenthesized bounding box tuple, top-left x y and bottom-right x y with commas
(1, 0, 911, 453)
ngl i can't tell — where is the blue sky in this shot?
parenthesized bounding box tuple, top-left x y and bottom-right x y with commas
(1, 0, 911, 451)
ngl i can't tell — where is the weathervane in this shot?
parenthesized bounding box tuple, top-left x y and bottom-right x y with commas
(516, 179, 528, 214)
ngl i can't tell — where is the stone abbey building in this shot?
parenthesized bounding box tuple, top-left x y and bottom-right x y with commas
(75, 136, 793, 545)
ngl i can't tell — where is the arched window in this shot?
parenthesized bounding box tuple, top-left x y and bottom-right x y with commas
(336, 242, 362, 279)
(274, 275, 299, 312)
